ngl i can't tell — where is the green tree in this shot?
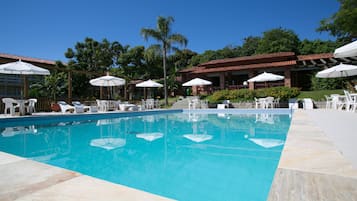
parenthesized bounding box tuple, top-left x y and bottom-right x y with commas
(144, 45, 164, 79)
(256, 28, 300, 54)
(299, 39, 339, 55)
(30, 72, 67, 101)
(65, 37, 125, 98)
(240, 36, 261, 56)
(317, 0, 357, 41)
(311, 76, 345, 90)
(141, 16, 188, 106)
(170, 49, 197, 70)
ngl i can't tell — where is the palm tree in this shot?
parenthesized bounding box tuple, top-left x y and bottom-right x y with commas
(141, 16, 188, 106)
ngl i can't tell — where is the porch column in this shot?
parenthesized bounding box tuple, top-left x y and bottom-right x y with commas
(284, 69, 291, 87)
(219, 73, 225, 90)
(248, 71, 255, 90)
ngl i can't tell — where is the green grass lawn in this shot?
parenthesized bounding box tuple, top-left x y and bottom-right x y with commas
(297, 89, 344, 101)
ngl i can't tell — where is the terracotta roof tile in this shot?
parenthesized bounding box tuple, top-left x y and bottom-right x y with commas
(297, 53, 333, 61)
(178, 66, 204, 73)
(0, 52, 57, 65)
(193, 60, 296, 74)
(198, 52, 296, 66)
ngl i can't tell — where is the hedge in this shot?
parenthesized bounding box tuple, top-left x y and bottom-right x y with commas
(206, 87, 300, 103)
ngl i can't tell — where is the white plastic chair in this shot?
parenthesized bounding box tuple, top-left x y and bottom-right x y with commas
(324, 95, 333, 109)
(96, 100, 108, 112)
(146, 99, 155, 109)
(26, 98, 37, 114)
(273, 98, 280, 108)
(264, 97, 275, 108)
(254, 97, 266, 109)
(200, 100, 208, 109)
(189, 98, 200, 109)
(343, 90, 357, 112)
(57, 101, 75, 113)
(2, 98, 19, 116)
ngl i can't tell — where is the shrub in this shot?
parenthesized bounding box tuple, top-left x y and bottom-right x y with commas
(311, 77, 344, 90)
(206, 87, 300, 102)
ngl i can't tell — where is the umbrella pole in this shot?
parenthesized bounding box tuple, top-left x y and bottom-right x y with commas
(144, 88, 147, 100)
(23, 75, 28, 99)
(100, 87, 103, 99)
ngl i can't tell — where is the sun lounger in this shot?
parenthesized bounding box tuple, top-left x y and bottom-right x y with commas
(303, 98, 314, 110)
(57, 101, 75, 113)
(72, 101, 91, 113)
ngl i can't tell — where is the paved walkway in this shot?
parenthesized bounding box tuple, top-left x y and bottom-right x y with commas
(306, 109, 357, 169)
(268, 109, 357, 201)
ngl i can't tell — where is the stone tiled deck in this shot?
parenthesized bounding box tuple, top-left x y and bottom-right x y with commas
(0, 152, 174, 201)
(268, 110, 357, 201)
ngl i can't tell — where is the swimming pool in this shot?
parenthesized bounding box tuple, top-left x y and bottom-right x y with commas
(0, 109, 291, 201)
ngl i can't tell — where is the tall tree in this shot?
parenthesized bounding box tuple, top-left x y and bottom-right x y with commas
(299, 39, 339, 55)
(65, 37, 125, 97)
(141, 16, 188, 106)
(317, 0, 357, 41)
(240, 36, 261, 56)
(256, 28, 300, 54)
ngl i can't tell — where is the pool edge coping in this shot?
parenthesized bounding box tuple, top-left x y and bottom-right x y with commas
(267, 109, 357, 201)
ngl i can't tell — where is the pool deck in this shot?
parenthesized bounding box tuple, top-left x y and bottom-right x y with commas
(1, 109, 357, 200)
(268, 109, 357, 201)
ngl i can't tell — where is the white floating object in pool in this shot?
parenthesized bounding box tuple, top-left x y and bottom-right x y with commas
(183, 134, 213, 143)
(249, 138, 284, 148)
(90, 138, 126, 150)
(136, 132, 164, 142)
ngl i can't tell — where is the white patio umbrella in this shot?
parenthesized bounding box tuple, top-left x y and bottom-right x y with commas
(89, 74, 126, 86)
(136, 79, 163, 99)
(0, 60, 50, 75)
(89, 73, 125, 99)
(316, 64, 357, 78)
(182, 78, 212, 86)
(136, 79, 163, 87)
(0, 60, 50, 97)
(334, 40, 357, 58)
(247, 72, 284, 82)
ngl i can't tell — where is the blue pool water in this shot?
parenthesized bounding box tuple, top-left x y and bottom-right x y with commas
(0, 110, 291, 201)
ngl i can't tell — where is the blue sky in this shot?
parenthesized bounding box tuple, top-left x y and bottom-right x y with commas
(1, 0, 339, 61)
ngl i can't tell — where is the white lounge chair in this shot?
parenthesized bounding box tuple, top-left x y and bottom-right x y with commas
(303, 98, 314, 110)
(217, 104, 226, 109)
(72, 101, 91, 113)
(57, 101, 75, 113)
(2, 98, 19, 116)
